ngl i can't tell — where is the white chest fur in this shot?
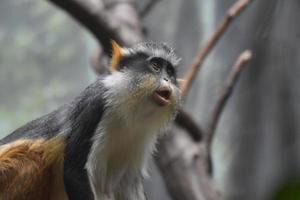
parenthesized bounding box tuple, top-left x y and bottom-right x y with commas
(85, 111, 157, 199)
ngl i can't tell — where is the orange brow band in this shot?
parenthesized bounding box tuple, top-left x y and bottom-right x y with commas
(110, 41, 124, 73)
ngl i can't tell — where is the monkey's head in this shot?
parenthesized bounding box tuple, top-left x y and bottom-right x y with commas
(102, 41, 181, 129)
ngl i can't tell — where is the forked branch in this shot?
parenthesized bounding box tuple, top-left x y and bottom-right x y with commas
(205, 50, 253, 175)
(181, 0, 254, 98)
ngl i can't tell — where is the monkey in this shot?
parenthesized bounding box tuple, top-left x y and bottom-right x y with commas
(0, 41, 181, 200)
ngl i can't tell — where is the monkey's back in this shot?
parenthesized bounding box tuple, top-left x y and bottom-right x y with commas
(0, 136, 67, 200)
(0, 79, 107, 200)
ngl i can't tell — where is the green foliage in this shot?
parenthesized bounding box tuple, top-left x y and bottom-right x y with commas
(273, 180, 300, 200)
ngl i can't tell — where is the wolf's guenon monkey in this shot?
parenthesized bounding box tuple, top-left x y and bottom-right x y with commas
(0, 41, 181, 200)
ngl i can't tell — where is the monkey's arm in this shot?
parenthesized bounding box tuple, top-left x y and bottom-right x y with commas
(63, 80, 106, 200)
(64, 134, 94, 200)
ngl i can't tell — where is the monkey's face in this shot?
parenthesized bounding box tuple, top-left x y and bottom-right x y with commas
(121, 55, 180, 108)
(103, 42, 181, 128)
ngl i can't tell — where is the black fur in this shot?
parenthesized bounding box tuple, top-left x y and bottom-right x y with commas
(0, 78, 107, 200)
(63, 79, 107, 200)
(119, 52, 177, 87)
(0, 107, 67, 144)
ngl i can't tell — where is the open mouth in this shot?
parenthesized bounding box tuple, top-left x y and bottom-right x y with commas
(152, 87, 172, 106)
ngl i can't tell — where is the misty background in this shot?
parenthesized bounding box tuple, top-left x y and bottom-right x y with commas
(1, 0, 300, 199)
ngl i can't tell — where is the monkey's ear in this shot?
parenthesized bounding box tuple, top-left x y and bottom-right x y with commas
(110, 40, 124, 73)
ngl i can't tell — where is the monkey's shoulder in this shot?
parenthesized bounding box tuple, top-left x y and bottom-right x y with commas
(0, 106, 69, 145)
(0, 77, 108, 145)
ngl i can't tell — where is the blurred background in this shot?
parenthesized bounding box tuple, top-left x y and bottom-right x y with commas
(1, 0, 300, 199)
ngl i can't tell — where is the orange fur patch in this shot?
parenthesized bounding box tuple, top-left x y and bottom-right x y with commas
(0, 137, 67, 200)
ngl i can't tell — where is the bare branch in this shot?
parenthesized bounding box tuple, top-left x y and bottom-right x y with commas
(181, 0, 254, 98)
(205, 50, 253, 175)
(139, 0, 162, 18)
(175, 109, 203, 142)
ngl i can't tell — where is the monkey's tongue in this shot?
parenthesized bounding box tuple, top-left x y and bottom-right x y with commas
(152, 89, 171, 106)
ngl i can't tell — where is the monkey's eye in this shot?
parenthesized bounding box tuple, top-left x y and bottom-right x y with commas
(166, 66, 174, 76)
(150, 59, 161, 72)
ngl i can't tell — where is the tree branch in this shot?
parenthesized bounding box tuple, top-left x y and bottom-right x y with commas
(175, 109, 203, 142)
(156, 132, 220, 200)
(139, 0, 162, 18)
(181, 0, 254, 98)
(205, 50, 253, 175)
(48, 0, 144, 74)
(47, 0, 133, 54)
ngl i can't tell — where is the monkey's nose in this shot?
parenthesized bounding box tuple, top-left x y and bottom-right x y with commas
(160, 80, 172, 97)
